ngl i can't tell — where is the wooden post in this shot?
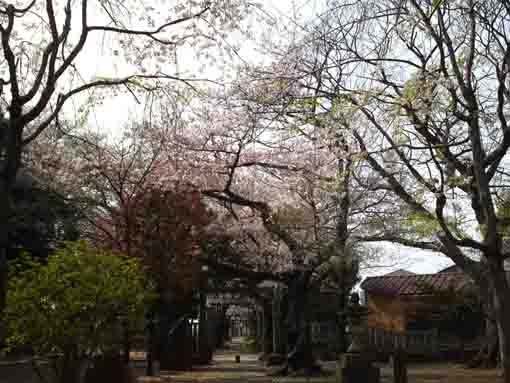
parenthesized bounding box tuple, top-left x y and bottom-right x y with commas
(393, 350, 408, 383)
(262, 305, 268, 354)
(272, 286, 284, 354)
(256, 309, 262, 351)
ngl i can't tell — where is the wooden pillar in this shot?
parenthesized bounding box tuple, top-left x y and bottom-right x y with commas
(272, 286, 284, 354)
(198, 290, 210, 363)
(261, 306, 267, 354)
(256, 309, 262, 350)
(393, 351, 408, 383)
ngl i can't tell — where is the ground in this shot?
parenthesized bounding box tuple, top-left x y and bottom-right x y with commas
(1, 338, 504, 382)
(137, 338, 504, 383)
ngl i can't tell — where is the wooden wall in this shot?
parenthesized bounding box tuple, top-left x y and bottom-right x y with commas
(366, 293, 406, 332)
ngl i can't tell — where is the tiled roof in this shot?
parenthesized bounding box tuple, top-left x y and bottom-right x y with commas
(361, 272, 470, 296)
(385, 269, 416, 276)
(437, 265, 462, 273)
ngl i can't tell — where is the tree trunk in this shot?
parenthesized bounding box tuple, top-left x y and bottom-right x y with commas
(494, 291, 510, 381)
(467, 317, 498, 368)
(55, 346, 89, 383)
(0, 183, 11, 346)
(272, 286, 285, 354)
(337, 280, 347, 354)
(488, 258, 510, 382)
(262, 301, 273, 355)
(122, 321, 131, 365)
(146, 318, 155, 375)
(198, 289, 210, 364)
(256, 309, 263, 351)
(159, 301, 192, 370)
(286, 269, 315, 372)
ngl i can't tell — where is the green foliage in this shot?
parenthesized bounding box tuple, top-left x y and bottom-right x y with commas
(404, 210, 468, 239)
(403, 211, 440, 236)
(289, 96, 319, 110)
(9, 183, 80, 255)
(402, 79, 417, 101)
(4, 240, 152, 358)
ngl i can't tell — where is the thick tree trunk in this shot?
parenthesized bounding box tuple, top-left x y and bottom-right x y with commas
(488, 258, 510, 383)
(55, 346, 89, 383)
(272, 286, 286, 354)
(145, 309, 156, 376)
(336, 270, 348, 354)
(159, 301, 192, 370)
(262, 301, 273, 355)
(494, 291, 510, 381)
(467, 318, 498, 368)
(198, 289, 210, 364)
(256, 309, 263, 351)
(0, 184, 11, 346)
(0, 115, 23, 345)
(285, 269, 316, 372)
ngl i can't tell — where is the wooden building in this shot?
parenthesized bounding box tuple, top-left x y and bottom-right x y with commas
(360, 267, 473, 333)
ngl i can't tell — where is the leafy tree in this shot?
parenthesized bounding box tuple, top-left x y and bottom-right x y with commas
(4, 240, 150, 383)
(8, 170, 79, 261)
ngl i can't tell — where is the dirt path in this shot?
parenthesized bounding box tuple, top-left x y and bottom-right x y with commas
(159, 337, 269, 382)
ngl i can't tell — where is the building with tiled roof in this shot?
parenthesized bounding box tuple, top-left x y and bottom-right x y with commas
(360, 266, 475, 332)
(361, 269, 471, 297)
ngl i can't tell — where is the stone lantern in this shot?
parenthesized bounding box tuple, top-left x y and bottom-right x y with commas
(337, 292, 379, 383)
(345, 293, 369, 353)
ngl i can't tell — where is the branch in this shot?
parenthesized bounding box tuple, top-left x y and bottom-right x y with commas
(201, 257, 283, 283)
(435, 192, 485, 251)
(87, 7, 210, 45)
(202, 189, 308, 264)
(21, 0, 88, 117)
(22, 74, 191, 145)
(355, 235, 441, 252)
(353, 129, 431, 216)
(0, 5, 19, 100)
(236, 160, 335, 182)
(0, 0, 36, 15)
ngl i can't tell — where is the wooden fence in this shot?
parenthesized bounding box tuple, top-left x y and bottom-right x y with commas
(367, 327, 439, 355)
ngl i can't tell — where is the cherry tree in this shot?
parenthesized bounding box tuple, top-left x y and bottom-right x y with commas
(172, 86, 388, 370)
(0, 0, 256, 338)
(257, 0, 510, 378)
